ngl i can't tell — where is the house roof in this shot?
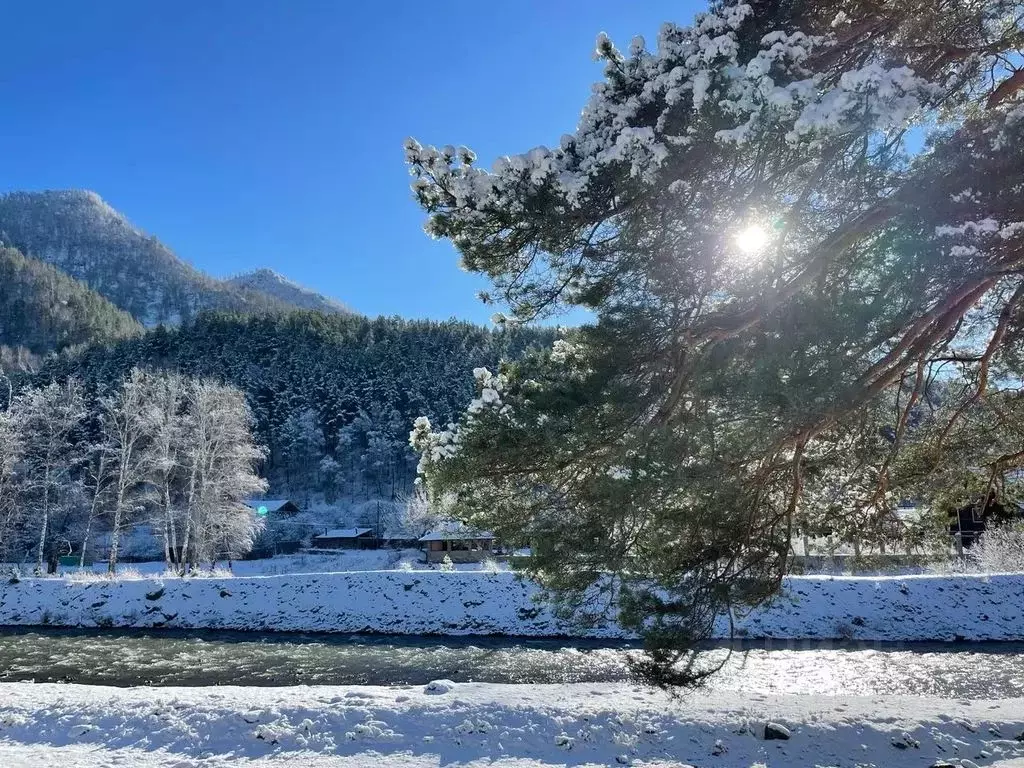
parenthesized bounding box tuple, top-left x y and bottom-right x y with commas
(243, 499, 298, 513)
(419, 520, 495, 542)
(313, 528, 374, 539)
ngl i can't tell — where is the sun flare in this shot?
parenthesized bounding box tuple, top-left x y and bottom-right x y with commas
(734, 224, 769, 256)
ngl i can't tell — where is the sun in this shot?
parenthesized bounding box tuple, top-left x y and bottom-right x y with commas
(734, 224, 769, 256)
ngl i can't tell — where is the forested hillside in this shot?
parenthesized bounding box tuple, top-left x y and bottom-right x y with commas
(32, 312, 554, 503)
(0, 246, 142, 363)
(0, 190, 349, 325)
(0, 189, 549, 507)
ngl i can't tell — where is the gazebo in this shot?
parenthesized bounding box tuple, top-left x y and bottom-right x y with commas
(418, 521, 495, 564)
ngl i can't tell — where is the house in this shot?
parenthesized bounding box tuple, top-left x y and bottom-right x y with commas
(311, 528, 376, 550)
(948, 493, 1021, 550)
(418, 521, 495, 564)
(243, 499, 301, 516)
(244, 500, 306, 557)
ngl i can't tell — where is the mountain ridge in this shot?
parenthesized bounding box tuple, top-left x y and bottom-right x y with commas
(0, 189, 354, 326)
(226, 267, 352, 315)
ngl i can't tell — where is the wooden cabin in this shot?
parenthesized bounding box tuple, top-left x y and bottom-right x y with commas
(311, 528, 376, 550)
(243, 499, 301, 516)
(419, 522, 495, 564)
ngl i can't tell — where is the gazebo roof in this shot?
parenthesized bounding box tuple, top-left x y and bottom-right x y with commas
(418, 520, 495, 542)
(314, 528, 374, 539)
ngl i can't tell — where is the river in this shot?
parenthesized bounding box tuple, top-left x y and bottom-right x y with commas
(0, 628, 1021, 698)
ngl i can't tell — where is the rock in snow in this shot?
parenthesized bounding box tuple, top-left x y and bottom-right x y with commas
(764, 722, 792, 740)
(424, 679, 456, 695)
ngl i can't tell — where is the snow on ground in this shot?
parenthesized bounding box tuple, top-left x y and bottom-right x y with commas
(0, 681, 1022, 767)
(30, 548, 507, 578)
(0, 571, 1023, 641)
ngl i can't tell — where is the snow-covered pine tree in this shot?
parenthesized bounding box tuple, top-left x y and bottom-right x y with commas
(278, 407, 325, 502)
(408, 0, 1024, 685)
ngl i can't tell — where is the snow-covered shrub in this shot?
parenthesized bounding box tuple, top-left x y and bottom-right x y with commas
(397, 560, 414, 572)
(186, 566, 235, 579)
(64, 565, 147, 583)
(439, 554, 454, 572)
(968, 523, 1024, 573)
(63, 570, 106, 583)
(480, 557, 501, 573)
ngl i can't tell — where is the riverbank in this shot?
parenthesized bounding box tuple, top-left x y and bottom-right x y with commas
(0, 571, 1022, 641)
(1, 680, 1023, 767)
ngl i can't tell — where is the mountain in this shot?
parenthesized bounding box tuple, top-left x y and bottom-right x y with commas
(226, 268, 352, 315)
(0, 190, 352, 326)
(0, 245, 142, 365)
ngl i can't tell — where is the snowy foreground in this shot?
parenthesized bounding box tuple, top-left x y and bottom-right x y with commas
(1, 571, 1023, 640)
(0, 681, 1022, 767)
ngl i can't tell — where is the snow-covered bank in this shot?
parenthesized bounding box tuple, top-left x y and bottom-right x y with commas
(0, 571, 1022, 641)
(1, 681, 1023, 767)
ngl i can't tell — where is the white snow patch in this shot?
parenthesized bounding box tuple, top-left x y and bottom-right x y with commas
(0, 682, 1021, 767)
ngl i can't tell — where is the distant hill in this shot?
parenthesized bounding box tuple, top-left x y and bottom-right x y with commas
(0, 245, 142, 364)
(0, 190, 352, 326)
(226, 268, 352, 315)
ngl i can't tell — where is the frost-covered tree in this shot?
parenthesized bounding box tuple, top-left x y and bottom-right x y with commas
(10, 380, 86, 573)
(100, 369, 156, 573)
(384, 489, 444, 539)
(409, 0, 1024, 685)
(146, 370, 186, 569)
(78, 437, 112, 568)
(176, 379, 267, 572)
(968, 522, 1024, 573)
(0, 409, 23, 560)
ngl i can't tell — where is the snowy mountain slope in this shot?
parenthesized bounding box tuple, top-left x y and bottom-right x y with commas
(226, 267, 352, 314)
(0, 190, 351, 325)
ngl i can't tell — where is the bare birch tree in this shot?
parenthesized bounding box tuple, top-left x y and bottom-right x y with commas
(100, 369, 155, 573)
(0, 409, 23, 561)
(11, 380, 86, 573)
(146, 370, 185, 570)
(78, 441, 111, 567)
(177, 379, 266, 573)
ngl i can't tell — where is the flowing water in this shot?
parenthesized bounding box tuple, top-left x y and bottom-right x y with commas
(0, 628, 1021, 698)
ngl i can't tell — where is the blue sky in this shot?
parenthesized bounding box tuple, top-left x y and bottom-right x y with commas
(0, 1, 700, 323)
